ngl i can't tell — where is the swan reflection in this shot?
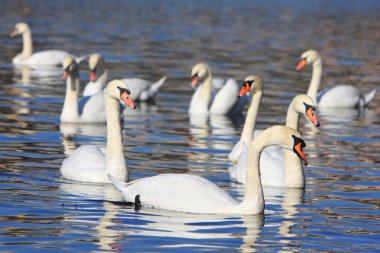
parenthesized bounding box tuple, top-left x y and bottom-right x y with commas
(67, 202, 265, 251)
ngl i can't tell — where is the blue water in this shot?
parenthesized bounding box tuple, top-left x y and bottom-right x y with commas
(0, 0, 379, 252)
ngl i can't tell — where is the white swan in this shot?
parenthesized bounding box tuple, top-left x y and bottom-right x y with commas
(84, 53, 166, 100)
(189, 62, 249, 115)
(230, 91, 319, 188)
(60, 79, 136, 183)
(10, 22, 72, 67)
(296, 50, 376, 107)
(60, 56, 136, 123)
(109, 125, 308, 214)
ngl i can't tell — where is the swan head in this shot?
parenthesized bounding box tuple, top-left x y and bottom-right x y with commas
(10, 22, 30, 37)
(239, 75, 263, 96)
(256, 125, 308, 166)
(105, 80, 136, 109)
(89, 53, 103, 81)
(62, 56, 78, 82)
(291, 94, 320, 127)
(191, 62, 211, 88)
(296, 50, 320, 70)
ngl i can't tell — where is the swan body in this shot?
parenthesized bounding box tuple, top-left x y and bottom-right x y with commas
(189, 63, 249, 115)
(297, 50, 376, 108)
(11, 22, 72, 67)
(85, 53, 166, 100)
(228, 78, 319, 188)
(60, 79, 136, 183)
(110, 125, 308, 214)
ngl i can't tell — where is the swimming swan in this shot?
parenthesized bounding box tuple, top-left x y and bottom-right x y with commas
(296, 50, 376, 107)
(60, 79, 136, 183)
(189, 62, 249, 115)
(109, 125, 308, 214)
(85, 53, 166, 100)
(11, 22, 72, 67)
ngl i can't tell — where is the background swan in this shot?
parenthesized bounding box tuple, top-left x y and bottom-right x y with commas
(296, 50, 376, 107)
(109, 125, 308, 214)
(60, 56, 135, 123)
(10, 22, 72, 67)
(230, 93, 319, 188)
(85, 53, 166, 100)
(189, 62, 249, 115)
(60, 79, 136, 183)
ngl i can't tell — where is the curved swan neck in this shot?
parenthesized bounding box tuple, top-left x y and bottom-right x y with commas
(307, 58, 322, 103)
(285, 104, 300, 130)
(284, 149, 304, 188)
(200, 73, 213, 109)
(105, 95, 128, 181)
(60, 69, 80, 122)
(284, 103, 304, 188)
(97, 58, 108, 87)
(239, 132, 272, 214)
(241, 90, 262, 145)
(21, 30, 33, 57)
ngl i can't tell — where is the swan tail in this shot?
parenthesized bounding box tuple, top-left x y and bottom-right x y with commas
(75, 54, 91, 64)
(149, 76, 167, 95)
(108, 173, 128, 191)
(364, 88, 376, 106)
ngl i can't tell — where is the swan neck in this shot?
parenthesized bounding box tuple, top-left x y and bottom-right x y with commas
(239, 143, 264, 214)
(200, 74, 212, 110)
(241, 91, 262, 145)
(97, 59, 108, 88)
(284, 149, 304, 188)
(285, 105, 300, 130)
(21, 30, 33, 57)
(60, 70, 80, 122)
(284, 105, 304, 187)
(105, 95, 128, 181)
(307, 59, 322, 103)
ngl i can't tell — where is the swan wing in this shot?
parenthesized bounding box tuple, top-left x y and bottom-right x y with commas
(210, 78, 240, 115)
(318, 85, 363, 107)
(61, 145, 107, 183)
(109, 174, 238, 214)
(79, 92, 106, 122)
(83, 81, 104, 97)
(27, 50, 71, 66)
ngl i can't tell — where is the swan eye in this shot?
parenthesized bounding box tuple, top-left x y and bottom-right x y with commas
(117, 86, 131, 95)
(292, 135, 306, 149)
(304, 103, 316, 112)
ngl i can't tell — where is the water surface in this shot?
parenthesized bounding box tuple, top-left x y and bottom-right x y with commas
(0, 0, 379, 252)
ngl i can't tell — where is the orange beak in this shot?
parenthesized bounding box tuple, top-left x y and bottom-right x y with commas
(63, 70, 69, 80)
(294, 143, 308, 166)
(296, 59, 307, 71)
(90, 70, 96, 81)
(191, 75, 199, 88)
(120, 92, 136, 109)
(10, 30, 18, 37)
(306, 108, 320, 127)
(239, 83, 250, 97)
